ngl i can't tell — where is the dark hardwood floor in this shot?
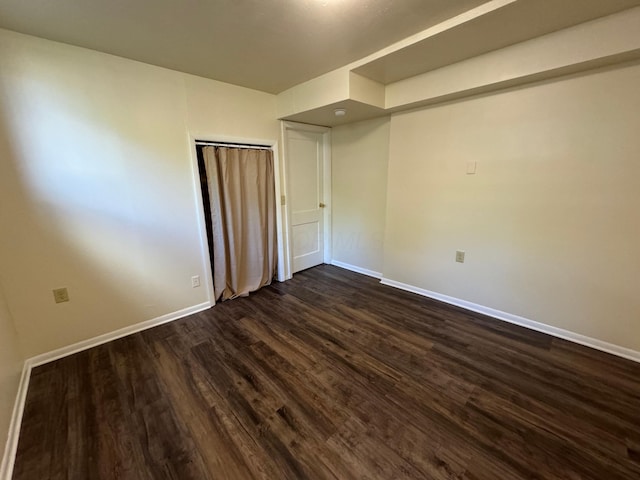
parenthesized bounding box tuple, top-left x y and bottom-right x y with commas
(12, 265, 640, 479)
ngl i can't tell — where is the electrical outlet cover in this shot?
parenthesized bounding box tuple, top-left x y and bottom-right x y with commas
(53, 287, 69, 303)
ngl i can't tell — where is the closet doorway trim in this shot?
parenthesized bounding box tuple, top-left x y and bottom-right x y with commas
(188, 133, 287, 307)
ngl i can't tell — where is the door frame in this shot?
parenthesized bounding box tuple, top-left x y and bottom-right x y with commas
(280, 121, 332, 279)
(188, 132, 287, 306)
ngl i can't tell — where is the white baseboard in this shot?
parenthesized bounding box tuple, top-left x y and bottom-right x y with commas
(0, 301, 211, 480)
(0, 361, 31, 480)
(380, 277, 640, 364)
(28, 302, 211, 368)
(330, 260, 382, 279)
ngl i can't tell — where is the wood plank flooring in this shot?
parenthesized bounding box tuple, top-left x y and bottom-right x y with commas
(12, 265, 640, 479)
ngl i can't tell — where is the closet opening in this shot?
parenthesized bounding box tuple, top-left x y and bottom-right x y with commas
(195, 140, 278, 303)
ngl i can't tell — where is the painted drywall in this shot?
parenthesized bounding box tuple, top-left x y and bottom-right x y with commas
(277, 69, 350, 119)
(184, 74, 278, 140)
(384, 62, 640, 351)
(332, 117, 390, 274)
(348, 73, 385, 109)
(0, 286, 22, 474)
(385, 6, 640, 109)
(0, 28, 279, 356)
(277, 7, 640, 126)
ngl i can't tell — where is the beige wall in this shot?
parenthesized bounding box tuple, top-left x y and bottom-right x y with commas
(384, 62, 640, 351)
(0, 286, 23, 473)
(331, 117, 390, 274)
(277, 69, 350, 119)
(0, 29, 279, 356)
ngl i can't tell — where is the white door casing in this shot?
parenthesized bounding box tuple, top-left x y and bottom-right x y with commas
(188, 133, 287, 306)
(281, 122, 331, 275)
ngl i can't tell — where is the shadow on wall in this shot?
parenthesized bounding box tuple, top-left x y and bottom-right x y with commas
(0, 99, 147, 359)
(0, 61, 204, 357)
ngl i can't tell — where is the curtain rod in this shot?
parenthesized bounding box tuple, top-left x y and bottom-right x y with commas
(195, 140, 272, 150)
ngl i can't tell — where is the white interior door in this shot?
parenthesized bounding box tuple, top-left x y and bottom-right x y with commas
(284, 124, 330, 273)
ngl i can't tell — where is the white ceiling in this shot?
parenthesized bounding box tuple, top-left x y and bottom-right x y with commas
(0, 0, 487, 93)
(1, 0, 639, 95)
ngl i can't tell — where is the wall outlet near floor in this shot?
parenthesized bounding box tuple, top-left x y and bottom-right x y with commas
(191, 275, 201, 288)
(455, 250, 466, 263)
(53, 287, 69, 303)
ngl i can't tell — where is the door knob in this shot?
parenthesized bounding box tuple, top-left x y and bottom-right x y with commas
(319, 202, 326, 208)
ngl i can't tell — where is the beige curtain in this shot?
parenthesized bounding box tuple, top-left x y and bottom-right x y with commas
(202, 146, 277, 301)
